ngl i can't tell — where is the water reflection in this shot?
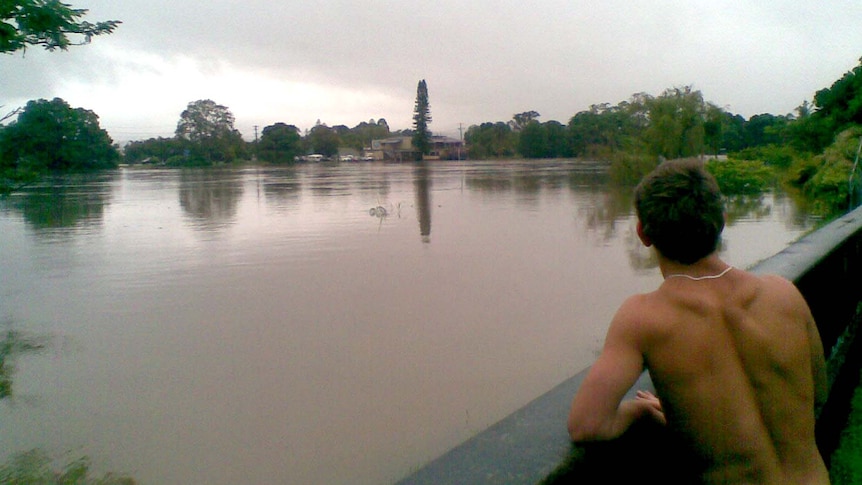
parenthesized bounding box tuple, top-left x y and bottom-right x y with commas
(261, 168, 301, 211)
(465, 173, 514, 193)
(0, 321, 139, 483)
(0, 161, 823, 485)
(0, 173, 115, 239)
(725, 194, 772, 224)
(579, 184, 634, 243)
(178, 169, 244, 229)
(0, 325, 48, 401)
(414, 163, 432, 242)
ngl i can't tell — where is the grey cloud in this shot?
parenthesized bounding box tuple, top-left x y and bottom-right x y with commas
(3, 0, 862, 139)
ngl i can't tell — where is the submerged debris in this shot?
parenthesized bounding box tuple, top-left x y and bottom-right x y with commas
(369, 206, 388, 218)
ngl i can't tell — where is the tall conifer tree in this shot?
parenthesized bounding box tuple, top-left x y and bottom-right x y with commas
(412, 80, 432, 160)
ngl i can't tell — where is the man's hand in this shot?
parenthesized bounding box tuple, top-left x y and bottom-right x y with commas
(636, 390, 666, 425)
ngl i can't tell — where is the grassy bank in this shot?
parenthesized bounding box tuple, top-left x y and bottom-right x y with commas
(830, 368, 862, 484)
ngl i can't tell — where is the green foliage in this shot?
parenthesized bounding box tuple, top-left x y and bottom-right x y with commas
(803, 160, 851, 215)
(175, 99, 246, 164)
(306, 123, 339, 158)
(511, 110, 540, 131)
(608, 152, 660, 186)
(464, 122, 516, 159)
(545, 121, 571, 158)
(730, 144, 797, 169)
(0, 166, 39, 196)
(567, 99, 648, 158)
(0, 0, 120, 53)
(785, 58, 862, 153)
(516, 120, 571, 159)
(741, 113, 790, 148)
(518, 121, 549, 158)
(338, 119, 390, 151)
(258, 123, 302, 163)
(0, 449, 136, 485)
(122, 137, 185, 165)
(0, 98, 118, 193)
(830, 368, 862, 484)
(815, 59, 862, 128)
(411, 79, 431, 158)
(705, 158, 774, 195)
(785, 113, 835, 154)
(786, 128, 862, 216)
(643, 86, 707, 159)
(164, 154, 209, 168)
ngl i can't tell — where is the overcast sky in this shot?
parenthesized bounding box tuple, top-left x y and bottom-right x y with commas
(2, 0, 862, 144)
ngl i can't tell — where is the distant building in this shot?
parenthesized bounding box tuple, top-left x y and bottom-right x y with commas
(370, 136, 464, 161)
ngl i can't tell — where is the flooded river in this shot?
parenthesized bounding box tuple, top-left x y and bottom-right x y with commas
(0, 160, 818, 484)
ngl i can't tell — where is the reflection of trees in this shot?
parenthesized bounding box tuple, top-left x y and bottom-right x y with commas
(349, 169, 392, 199)
(178, 169, 243, 229)
(578, 183, 634, 243)
(305, 165, 356, 198)
(0, 327, 48, 400)
(465, 173, 513, 192)
(773, 189, 823, 231)
(724, 194, 771, 225)
(0, 323, 136, 482)
(1, 173, 115, 237)
(261, 168, 301, 211)
(625, 192, 777, 273)
(464, 161, 609, 199)
(624, 221, 658, 272)
(414, 163, 432, 242)
(0, 448, 136, 484)
(566, 165, 611, 189)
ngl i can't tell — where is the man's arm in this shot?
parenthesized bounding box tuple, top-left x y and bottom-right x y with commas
(775, 275, 829, 412)
(567, 297, 663, 442)
(806, 310, 828, 413)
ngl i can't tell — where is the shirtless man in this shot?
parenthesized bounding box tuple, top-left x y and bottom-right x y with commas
(567, 158, 830, 484)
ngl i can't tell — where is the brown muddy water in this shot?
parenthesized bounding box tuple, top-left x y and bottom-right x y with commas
(0, 160, 818, 484)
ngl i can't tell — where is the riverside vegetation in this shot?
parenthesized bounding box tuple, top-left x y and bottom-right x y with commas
(5, 59, 862, 218)
(0, 327, 137, 484)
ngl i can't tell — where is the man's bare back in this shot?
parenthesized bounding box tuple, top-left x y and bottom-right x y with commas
(633, 267, 829, 484)
(567, 158, 829, 485)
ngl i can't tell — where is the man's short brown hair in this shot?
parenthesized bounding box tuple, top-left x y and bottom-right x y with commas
(634, 158, 725, 264)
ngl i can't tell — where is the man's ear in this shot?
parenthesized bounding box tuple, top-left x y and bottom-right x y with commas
(636, 220, 652, 247)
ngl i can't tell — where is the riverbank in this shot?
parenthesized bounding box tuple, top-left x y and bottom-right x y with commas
(831, 369, 862, 483)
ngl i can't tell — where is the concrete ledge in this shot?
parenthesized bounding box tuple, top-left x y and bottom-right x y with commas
(395, 371, 652, 485)
(396, 205, 862, 485)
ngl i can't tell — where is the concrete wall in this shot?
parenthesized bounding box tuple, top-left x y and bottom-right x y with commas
(396, 205, 862, 485)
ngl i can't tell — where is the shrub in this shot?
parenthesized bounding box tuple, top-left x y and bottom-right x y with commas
(731, 144, 797, 169)
(706, 158, 774, 195)
(795, 127, 862, 216)
(609, 152, 660, 186)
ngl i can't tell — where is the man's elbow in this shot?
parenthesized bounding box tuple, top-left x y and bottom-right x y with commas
(567, 416, 603, 442)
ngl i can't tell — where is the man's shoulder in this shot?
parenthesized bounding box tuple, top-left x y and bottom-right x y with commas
(612, 291, 673, 331)
(617, 291, 662, 316)
(741, 272, 805, 303)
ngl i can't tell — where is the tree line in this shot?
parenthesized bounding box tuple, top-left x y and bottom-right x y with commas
(3, 1, 862, 217)
(122, 102, 397, 166)
(468, 87, 813, 161)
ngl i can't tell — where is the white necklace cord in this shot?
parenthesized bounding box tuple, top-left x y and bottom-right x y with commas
(665, 266, 734, 281)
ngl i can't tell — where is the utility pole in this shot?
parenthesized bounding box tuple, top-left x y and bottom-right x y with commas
(253, 125, 259, 161)
(458, 123, 464, 160)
